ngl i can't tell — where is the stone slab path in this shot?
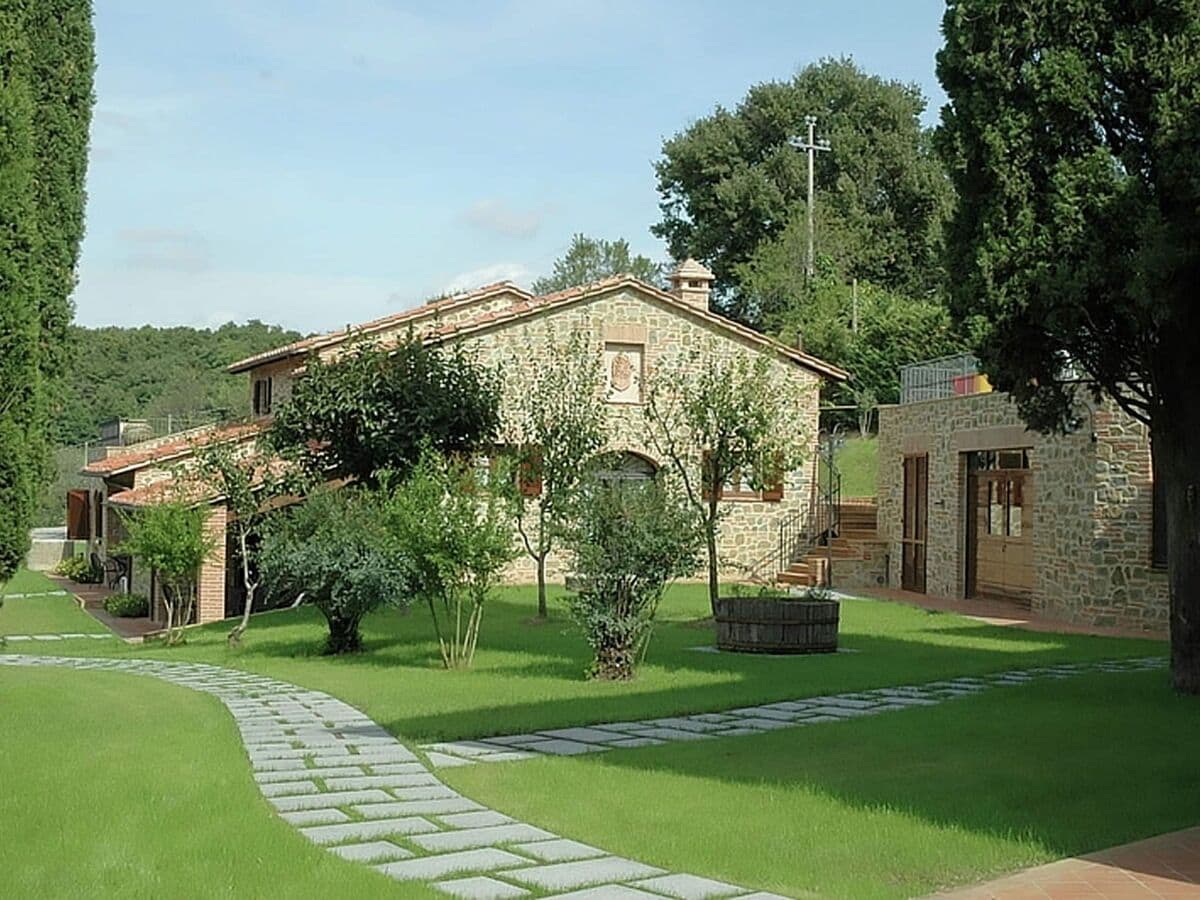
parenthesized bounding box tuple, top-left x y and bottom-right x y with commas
(419, 657, 1167, 767)
(2, 633, 113, 642)
(0, 654, 784, 900)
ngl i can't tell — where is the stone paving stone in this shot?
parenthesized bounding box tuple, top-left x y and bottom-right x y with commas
(329, 840, 414, 863)
(805, 706, 873, 718)
(393, 785, 461, 801)
(723, 719, 791, 731)
(474, 734, 546, 747)
(279, 809, 351, 827)
(507, 857, 667, 891)
(818, 698, 879, 710)
(437, 811, 515, 829)
(631, 874, 745, 899)
(271, 789, 394, 812)
(252, 757, 309, 772)
(708, 727, 764, 737)
(520, 739, 605, 756)
(309, 754, 370, 767)
(541, 887, 664, 900)
(427, 741, 510, 758)
(259, 780, 319, 798)
(609, 738, 665, 749)
(366, 762, 428, 775)
(796, 715, 842, 724)
(511, 840, 607, 862)
(538, 727, 631, 744)
(301, 817, 439, 845)
(374, 848, 532, 881)
(634, 728, 714, 742)
(734, 892, 790, 899)
(254, 766, 365, 784)
(732, 708, 797, 722)
(355, 797, 484, 818)
(646, 718, 724, 732)
(691, 714, 738, 723)
(475, 751, 539, 763)
(324, 774, 445, 791)
(411, 823, 556, 853)
(428, 752, 478, 768)
(434, 875, 531, 899)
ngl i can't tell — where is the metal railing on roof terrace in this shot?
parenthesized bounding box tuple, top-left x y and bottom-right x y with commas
(899, 353, 991, 404)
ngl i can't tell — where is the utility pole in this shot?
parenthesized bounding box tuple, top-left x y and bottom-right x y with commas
(789, 116, 831, 279)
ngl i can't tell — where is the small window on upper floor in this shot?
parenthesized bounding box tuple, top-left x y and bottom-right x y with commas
(253, 376, 273, 416)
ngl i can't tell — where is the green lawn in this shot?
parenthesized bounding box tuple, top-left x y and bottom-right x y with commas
(835, 434, 879, 498)
(1, 584, 1186, 897)
(0, 568, 107, 635)
(446, 670, 1200, 898)
(7, 584, 1163, 742)
(0, 667, 430, 899)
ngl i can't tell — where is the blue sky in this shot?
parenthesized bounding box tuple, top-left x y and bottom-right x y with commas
(78, 0, 948, 332)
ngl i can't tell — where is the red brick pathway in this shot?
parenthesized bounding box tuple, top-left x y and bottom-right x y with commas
(933, 827, 1200, 898)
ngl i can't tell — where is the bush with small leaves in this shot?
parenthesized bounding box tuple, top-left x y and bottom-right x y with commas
(103, 592, 149, 618)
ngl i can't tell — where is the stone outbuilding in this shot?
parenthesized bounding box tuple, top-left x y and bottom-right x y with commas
(874, 354, 1168, 634)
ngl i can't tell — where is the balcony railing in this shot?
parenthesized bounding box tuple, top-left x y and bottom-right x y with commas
(899, 353, 992, 405)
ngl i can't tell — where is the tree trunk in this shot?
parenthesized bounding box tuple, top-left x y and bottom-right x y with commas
(706, 498, 720, 616)
(324, 613, 362, 655)
(228, 529, 255, 646)
(536, 555, 548, 619)
(1154, 400, 1200, 694)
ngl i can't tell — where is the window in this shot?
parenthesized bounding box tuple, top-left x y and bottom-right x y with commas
(701, 452, 784, 502)
(595, 452, 657, 482)
(253, 377, 273, 416)
(604, 342, 643, 404)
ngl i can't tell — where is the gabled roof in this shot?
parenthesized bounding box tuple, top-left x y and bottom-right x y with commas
(229, 273, 849, 382)
(227, 281, 533, 374)
(81, 421, 266, 478)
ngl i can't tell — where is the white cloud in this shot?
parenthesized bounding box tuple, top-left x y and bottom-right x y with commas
(441, 262, 533, 295)
(460, 199, 550, 240)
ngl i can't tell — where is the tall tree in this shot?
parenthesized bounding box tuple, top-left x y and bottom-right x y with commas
(653, 57, 953, 324)
(937, 0, 1200, 692)
(532, 234, 663, 294)
(0, 3, 43, 587)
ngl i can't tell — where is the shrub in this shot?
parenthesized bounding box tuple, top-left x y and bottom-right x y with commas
(383, 449, 515, 669)
(103, 592, 149, 618)
(560, 476, 703, 680)
(258, 487, 410, 654)
(53, 554, 100, 583)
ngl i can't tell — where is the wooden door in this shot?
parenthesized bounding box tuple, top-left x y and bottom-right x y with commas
(901, 454, 928, 593)
(969, 468, 1033, 606)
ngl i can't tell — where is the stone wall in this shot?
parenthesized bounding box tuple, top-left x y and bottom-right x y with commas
(453, 288, 821, 584)
(877, 391, 1167, 632)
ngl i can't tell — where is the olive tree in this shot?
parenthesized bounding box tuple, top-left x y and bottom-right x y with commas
(644, 347, 812, 614)
(257, 487, 409, 654)
(561, 475, 702, 680)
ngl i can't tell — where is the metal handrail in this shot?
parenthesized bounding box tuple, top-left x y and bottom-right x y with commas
(775, 458, 842, 583)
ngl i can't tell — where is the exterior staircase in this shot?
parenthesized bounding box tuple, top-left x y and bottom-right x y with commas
(777, 499, 879, 588)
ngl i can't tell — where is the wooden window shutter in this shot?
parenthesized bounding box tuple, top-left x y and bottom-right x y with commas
(66, 490, 90, 540)
(761, 453, 784, 502)
(518, 447, 543, 497)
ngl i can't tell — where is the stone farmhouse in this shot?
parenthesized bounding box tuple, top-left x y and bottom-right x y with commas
(76, 261, 848, 626)
(870, 354, 1168, 634)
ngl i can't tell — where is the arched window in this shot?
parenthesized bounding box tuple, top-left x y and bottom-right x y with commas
(594, 451, 658, 482)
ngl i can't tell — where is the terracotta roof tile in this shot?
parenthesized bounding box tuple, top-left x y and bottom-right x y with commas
(81, 421, 266, 477)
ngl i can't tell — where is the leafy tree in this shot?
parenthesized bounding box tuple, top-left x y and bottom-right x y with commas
(257, 487, 410, 654)
(561, 476, 703, 680)
(0, 6, 44, 590)
(653, 57, 953, 324)
(532, 234, 664, 294)
(189, 438, 278, 646)
(644, 348, 813, 613)
(937, 0, 1200, 692)
(118, 502, 215, 646)
(383, 449, 514, 669)
(269, 336, 501, 486)
(503, 332, 607, 619)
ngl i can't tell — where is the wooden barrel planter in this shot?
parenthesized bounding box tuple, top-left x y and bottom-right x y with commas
(714, 596, 840, 654)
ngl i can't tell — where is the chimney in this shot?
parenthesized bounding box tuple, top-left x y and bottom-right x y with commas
(669, 258, 715, 310)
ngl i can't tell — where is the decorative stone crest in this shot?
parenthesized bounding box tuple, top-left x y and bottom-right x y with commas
(610, 352, 633, 392)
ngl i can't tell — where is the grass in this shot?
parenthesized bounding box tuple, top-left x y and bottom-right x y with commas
(0, 666, 433, 899)
(7, 583, 1164, 742)
(0, 568, 106, 635)
(445, 669, 1200, 898)
(834, 433, 879, 498)
(0, 584, 1188, 897)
